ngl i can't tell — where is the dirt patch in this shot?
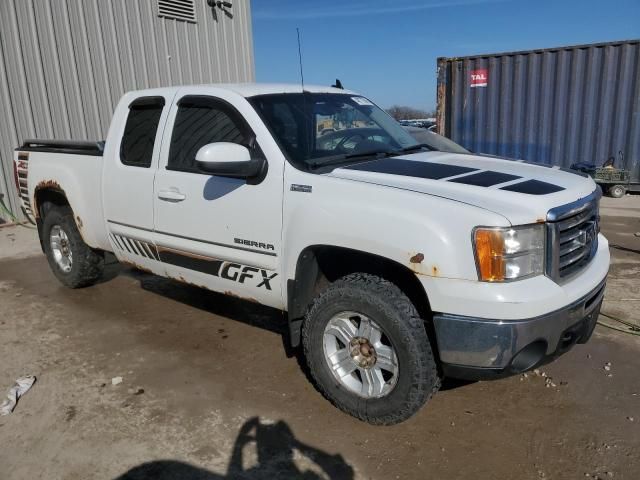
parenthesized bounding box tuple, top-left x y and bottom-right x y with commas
(0, 256, 639, 479)
(1, 198, 639, 479)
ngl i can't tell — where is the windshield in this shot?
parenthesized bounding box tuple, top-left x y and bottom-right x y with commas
(403, 127, 470, 154)
(248, 93, 421, 169)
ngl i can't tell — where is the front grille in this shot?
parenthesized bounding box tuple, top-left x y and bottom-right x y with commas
(546, 192, 600, 282)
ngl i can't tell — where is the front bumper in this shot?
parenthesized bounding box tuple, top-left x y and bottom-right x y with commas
(434, 277, 606, 380)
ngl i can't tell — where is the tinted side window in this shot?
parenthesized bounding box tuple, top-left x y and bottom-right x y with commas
(120, 97, 164, 168)
(168, 98, 249, 172)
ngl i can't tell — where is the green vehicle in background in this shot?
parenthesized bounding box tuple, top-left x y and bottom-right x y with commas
(592, 167, 631, 198)
(571, 152, 639, 198)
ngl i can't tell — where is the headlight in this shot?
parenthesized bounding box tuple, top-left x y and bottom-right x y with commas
(473, 224, 545, 282)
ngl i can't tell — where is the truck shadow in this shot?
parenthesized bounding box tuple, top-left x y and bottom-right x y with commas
(123, 266, 473, 392)
(127, 267, 321, 385)
(95, 253, 127, 285)
(131, 269, 286, 336)
(115, 416, 354, 479)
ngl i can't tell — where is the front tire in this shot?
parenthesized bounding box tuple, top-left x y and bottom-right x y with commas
(42, 204, 104, 288)
(302, 273, 440, 425)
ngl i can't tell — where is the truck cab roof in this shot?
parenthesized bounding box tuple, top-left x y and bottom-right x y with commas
(126, 83, 356, 99)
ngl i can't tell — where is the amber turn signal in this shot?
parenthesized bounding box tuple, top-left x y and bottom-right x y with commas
(474, 229, 505, 282)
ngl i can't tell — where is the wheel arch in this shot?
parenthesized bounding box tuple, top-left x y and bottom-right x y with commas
(287, 245, 434, 348)
(33, 184, 73, 252)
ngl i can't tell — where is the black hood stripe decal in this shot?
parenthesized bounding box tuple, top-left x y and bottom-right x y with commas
(501, 179, 565, 195)
(448, 171, 522, 187)
(344, 158, 478, 179)
(342, 158, 565, 195)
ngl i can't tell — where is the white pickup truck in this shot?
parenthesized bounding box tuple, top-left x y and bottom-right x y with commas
(14, 84, 609, 425)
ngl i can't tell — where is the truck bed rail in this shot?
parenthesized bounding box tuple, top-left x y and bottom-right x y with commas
(16, 139, 105, 156)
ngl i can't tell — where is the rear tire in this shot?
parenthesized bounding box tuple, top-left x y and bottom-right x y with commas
(302, 273, 440, 425)
(42, 204, 104, 288)
(608, 184, 626, 198)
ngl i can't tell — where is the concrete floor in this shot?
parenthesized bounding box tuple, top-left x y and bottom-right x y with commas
(0, 196, 639, 480)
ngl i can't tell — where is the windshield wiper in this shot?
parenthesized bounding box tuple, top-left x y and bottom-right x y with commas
(309, 144, 437, 170)
(395, 143, 437, 154)
(309, 150, 393, 169)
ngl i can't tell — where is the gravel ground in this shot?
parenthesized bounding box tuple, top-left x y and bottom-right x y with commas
(0, 196, 639, 480)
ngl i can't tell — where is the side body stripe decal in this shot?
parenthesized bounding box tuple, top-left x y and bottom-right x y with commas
(107, 233, 276, 290)
(106, 220, 277, 257)
(110, 233, 160, 261)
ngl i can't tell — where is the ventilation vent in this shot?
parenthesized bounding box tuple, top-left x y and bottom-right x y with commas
(158, 0, 197, 23)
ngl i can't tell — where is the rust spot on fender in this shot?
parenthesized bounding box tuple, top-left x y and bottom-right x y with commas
(36, 179, 62, 190)
(410, 253, 425, 264)
(536, 218, 546, 223)
(431, 265, 439, 276)
(33, 180, 65, 219)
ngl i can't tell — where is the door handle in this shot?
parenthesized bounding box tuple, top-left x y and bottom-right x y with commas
(157, 189, 186, 202)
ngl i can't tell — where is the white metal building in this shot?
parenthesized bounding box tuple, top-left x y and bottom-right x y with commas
(0, 0, 255, 223)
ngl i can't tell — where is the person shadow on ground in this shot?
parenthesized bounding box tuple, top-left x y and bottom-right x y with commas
(115, 416, 354, 480)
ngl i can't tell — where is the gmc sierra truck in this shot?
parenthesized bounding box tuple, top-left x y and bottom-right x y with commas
(14, 84, 609, 425)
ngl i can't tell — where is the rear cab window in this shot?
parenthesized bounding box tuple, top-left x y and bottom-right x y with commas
(120, 96, 165, 168)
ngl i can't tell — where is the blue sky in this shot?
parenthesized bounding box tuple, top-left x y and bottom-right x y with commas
(251, 0, 640, 111)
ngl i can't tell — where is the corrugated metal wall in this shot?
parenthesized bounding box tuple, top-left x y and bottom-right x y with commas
(437, 40, 640, 182)
(0, 0, 254, 223)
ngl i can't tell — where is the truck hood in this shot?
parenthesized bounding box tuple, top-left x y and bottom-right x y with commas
(328, 151, 598, 225)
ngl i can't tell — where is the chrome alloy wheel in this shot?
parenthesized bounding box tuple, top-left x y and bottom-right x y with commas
(323, 311, 399, 398)
(50, 225, 73, 273)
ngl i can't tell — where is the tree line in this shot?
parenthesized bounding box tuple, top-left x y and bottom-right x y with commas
(386, 105, 436, 120)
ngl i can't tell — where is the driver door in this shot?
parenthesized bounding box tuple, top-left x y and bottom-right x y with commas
(152, 89, 284, 308)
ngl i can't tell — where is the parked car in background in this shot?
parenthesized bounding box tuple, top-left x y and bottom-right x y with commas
(15, 84, 609, 425)
(399, 119, 435, 129)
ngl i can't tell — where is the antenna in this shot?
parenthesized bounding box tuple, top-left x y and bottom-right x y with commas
(296, 28, 305, 91)
(296, 28, 311, 157)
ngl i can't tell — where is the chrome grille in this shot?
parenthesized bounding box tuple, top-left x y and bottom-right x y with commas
(546, 191, 600, 282)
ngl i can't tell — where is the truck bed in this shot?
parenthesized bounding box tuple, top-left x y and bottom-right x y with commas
(14, 141, 109, 251)
(18, 139, 105, 157)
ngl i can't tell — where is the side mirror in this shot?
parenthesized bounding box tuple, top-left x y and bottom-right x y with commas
(195, 142, 266, 180)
